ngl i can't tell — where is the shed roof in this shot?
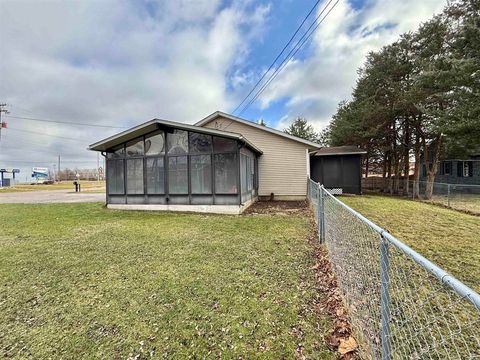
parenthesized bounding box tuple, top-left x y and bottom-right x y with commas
(88, 118, 263, 155)
(310, 146, 367, 156)
(195, 111, 321, 149)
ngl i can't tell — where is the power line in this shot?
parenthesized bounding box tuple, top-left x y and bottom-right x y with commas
(7, 127, 90, 143)
(237, 0, 340, 117)
(5, 114, 126, 129)
(0, 159, 97, 163)
(9, 104, 37, 115)
(232, 0, 323, 115)
(238, 0, 338, 116)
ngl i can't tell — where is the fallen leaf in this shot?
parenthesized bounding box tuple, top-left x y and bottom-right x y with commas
(338, 336, 358, 355)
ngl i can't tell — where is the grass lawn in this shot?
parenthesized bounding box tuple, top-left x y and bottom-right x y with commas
(341, 194, 480, 292)
(0, 203, 334, 359)
(0, 181, 105, 193)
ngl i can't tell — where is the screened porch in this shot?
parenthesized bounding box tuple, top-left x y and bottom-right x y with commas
(103, 124, 260, 207)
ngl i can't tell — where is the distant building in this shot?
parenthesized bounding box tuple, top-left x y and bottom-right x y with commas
(420, 155, 480, 185)
(0, 168, 20, 187)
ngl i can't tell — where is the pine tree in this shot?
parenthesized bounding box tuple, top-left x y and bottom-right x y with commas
(284, 117, 319, 143)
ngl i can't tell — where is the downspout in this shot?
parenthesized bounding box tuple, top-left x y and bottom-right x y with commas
(101, 151, 107, 206)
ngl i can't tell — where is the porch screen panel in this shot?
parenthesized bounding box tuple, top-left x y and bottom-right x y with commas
(167, 130, 188, 155)
(191, 155, 212, 194)
(168, 156, 188, 194)
(213, 137, 236, 152)
(107, 159, 124, 194)
(240, 154, 247, 195)
(189, 133, 212, 154)
(126, 158, 144, 194)
(214, 153, 237, 194)
(146, 157, 165, 194)
(145, 131, 165, 156)
(247, 156, 253, 191)
(126, 138, 144, 157)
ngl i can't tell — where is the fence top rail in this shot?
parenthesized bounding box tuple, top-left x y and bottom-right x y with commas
(416, 181, 480, 187)
(363, 178, 480, 187)
(318, 182, 480, 310)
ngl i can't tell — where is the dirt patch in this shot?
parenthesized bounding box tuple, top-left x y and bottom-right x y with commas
(305, 208, 360, 359)
(243, 200, 308, 215)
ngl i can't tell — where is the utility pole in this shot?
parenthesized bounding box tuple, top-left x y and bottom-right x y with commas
(58, 155, 61, 182)
(0, 103, 9, 144)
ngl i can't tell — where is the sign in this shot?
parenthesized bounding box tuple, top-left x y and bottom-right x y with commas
(31, 167, 49, 180)
(1, 121, 7, 128)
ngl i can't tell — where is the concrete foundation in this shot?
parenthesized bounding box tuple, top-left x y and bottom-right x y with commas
(108, 197, 258, 215)
(258, 194, 306, 201)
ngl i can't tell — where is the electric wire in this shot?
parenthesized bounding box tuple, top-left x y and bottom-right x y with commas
(237, 0, 340, 117)
(232, 0, 323, 114)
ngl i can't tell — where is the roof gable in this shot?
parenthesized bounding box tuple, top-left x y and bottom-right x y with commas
(195, 111, 321, 149)
(88, 118, 262, 154)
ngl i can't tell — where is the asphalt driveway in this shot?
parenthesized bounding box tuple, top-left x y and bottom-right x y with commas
(0, 189, 105, 204)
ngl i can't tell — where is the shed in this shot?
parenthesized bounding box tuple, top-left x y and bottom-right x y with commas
(309, 146, 366, 195)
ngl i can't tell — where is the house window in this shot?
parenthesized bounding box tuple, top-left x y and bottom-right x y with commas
(146, 157, 165, 194)
(167, 130, 188, 155)
(464, 161, 473, 177)
(189, 133, 212, 154)
(440, 161, 451, 176)
(107, 159, 124, 194)
(126, 158, 144, 194)
(190, 155, 212, 194)
(168, 156, 188, 194)
(457, 161, 473, 177)
(126, 138, 144, 157)
(214, 153, 237, 194)
(145, 131, 165, 156)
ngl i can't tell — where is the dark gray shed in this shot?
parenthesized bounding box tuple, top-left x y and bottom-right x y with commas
(310, 146, 366, 195)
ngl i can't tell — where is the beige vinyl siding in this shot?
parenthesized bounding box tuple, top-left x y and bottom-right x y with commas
(203, 116, 313, 197)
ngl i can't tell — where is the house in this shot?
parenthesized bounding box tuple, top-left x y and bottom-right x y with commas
(309, 146, 366, 195)
(88, 111, 320, 214)
(420, 156, 480, 185)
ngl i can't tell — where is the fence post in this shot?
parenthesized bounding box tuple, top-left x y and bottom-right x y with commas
(447, 183, 451, 207)
(380, 234, 391, 360)
(317, 184, 321, 241)
(317, 184, 325, 243)
(321, 186, 325, 242)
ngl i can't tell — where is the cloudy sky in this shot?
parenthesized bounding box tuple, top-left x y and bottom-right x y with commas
(0, 0, 446, 178)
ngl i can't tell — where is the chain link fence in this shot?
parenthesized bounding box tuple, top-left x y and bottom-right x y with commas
(413, 181, 480, 215)
(307, 178, 480, 359)
(361, 177, 480, 215)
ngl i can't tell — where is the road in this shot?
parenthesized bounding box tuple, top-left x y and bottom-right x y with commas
(0, 189, 105, 204)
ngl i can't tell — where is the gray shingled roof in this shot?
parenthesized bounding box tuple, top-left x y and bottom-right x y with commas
(310, 146, 367, 156)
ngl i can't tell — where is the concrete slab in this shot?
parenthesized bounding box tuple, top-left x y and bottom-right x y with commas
(0, 189, 105, 204)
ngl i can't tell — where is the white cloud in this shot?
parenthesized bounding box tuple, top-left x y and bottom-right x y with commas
(0, 0, 270, 173)
(256, 0, 446, 131)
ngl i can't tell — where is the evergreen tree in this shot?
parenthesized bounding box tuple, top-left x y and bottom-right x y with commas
(324, 0, 480, 199)
(284, 117, 319, 143)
